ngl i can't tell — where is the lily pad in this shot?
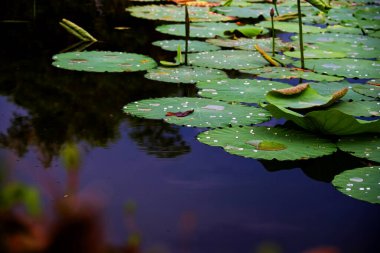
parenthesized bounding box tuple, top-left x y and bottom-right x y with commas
(325, 25, 367, 35)
(240, 67, 344, 82)
(188, 50, 268, 70)
(284, 49, 346, 59)
(329, 101, 380, 117)
(152, 40, 220, 52)
(293, 58, 380, 79)
(265, 104, 380, 135)
(258, 20, 326, 33)
(332, 166, 380, 204)
(126, 5, 234, 22)
(52, 51, 157, 72)
(307, 41, 380, 59)
(353, 84, 380, 99)
(197, 126, 336, 160)
(144, 66, 227, 84)
(354, 6, 380, 21)
(156, 22, 267, 38)
(211, 5, 271, 19)
(196, 78, 291, 103)
(338, 135, 380, 162)
(309, 82, 370, 101)
(123, 97, 271, 128)
(292, 33, 380, 47)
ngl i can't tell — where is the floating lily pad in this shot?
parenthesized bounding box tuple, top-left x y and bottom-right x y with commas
(52, 51, 157, 72)
(156, 22, 267, 38)
(197, 78, 291, 103)
(266, 84, 347, 109)
(197, 126, 336, 160)
(293, 58, 380, 79)
(123, 97, 270, 128)
(284, 49, 346, 59)
(211, 5, 270, 19)
(332, 166, 380, 204)
(309, 82, 370, 101)
(265, 104, 380, 135)
(329, 101, 380, 117)
(367, 79, 380, 86)
(292, 33, 380, 47)
(144, 66, 227, 84)
(258, 21, 325, 33)
(325, 25, 366, 35)
(353, 84, 380, 99)
(354, 6, 380, 21)
(338, 135, 380, 162)
(240, 67, 344, 82)
(126, 5, 234, 22)
(307, 41, 380, 59)
(188, 50, 268, 70)
(152, 40, 220, 52)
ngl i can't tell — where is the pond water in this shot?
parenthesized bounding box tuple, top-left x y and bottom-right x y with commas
(1, 1, 380, 253)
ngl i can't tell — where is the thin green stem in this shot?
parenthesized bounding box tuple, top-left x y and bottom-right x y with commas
(297, 0, 305, 69)
(271, 16, 275, 57)
(185, 5, 190, 65)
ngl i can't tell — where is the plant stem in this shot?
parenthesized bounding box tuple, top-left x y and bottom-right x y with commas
(271, 15, 275, 57)
(297, 0, 305, 69)
(185, 5, 190, 65)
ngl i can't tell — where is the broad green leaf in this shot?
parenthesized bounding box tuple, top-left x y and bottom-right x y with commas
(144, 66, 227, 84)
(188, 50, 268, 70)
(211, 5, 270, 18)
(197, 126, 337, 160)
(197, 78, 291, 103)
(292, 33, 380, 47)
(152, 40, 220, 52)
(258, 21, 326, 33)
(307, 41, 380, 59)
(353, 84, 380, 99)
(304, 0, 331, 13)
(285, 49, 346, 59)
(52, 51, 157, 72)
(332, 166, 380, 204)
(329, 101, 380, 117)
(265, 104, 380, 135)
(123, 97, 271, 128)
(338, 135, 380, 162)
(309, 82, 371, 101)
(354, 6, 380, 21)
(224, 26, 266, 38)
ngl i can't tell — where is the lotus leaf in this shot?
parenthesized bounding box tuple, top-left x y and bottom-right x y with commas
(325, 25, 367, 35)
(156, 22, 266, 38)
(265, 104, 380, 135)
(197, 78, 291, 103)
(197, 126, 337, 160)
(224, 26, 268, 38)
(126, 5, 234, 22)
(266, 84, 347, 109)
(258, 21, 326, 33)
(123, 97, 271, 128)
(332, 166, 380, 204)
(52, 51, 157, 72)
(293, 58, 380, 79)
(354, 6, 380, 21)
(307, 41, 380, 59)
(211, 5, 271, 18)
(292, 33, 380, 47)
(329, 101, 380, 117)
(284, 49, 346, 59)
(240, 67, 343, 82)
(353, 84, 380, 99)
(152, 40, 220, 52)
(144, 66, 227, 84)
(338, 135, 380, 162)
(309, 82, 370, 101)
(188, 50, 268, 70)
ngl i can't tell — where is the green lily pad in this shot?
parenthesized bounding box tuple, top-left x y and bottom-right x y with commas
(240, 67, 344, 82)
(329, 101, 380, 117)
(144, 66, 227, 84)
(293, 58, 380, 79)
(211, 5, 270, 19)
(123, 97, 271, 128)
(152, 40, 220, 52)
(266, 84, 347, 109)
(307, 41, 380, 59)
(353, 84, 380, 99)
(368, 79, 380, 85)
(265, 104, 380, 135)
(197, 126, 337, 160)
(354, 6, 380, 21)
(332, 166, 380, 204)
(196, 78, 291, 103)
(126, 5, 234, 22)
(52, 51, 157, 72)
(325, 25, 367, 35)
(258, 20, 326, 33)
(292, 33, 380, 47)
(188, 50, 268, 70)
(284, 49, 347, 59)
(309, 82, 370, 101)
(338, 135, 380, 162)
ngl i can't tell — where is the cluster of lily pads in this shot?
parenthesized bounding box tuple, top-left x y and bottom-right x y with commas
(51, 0, 380, 204)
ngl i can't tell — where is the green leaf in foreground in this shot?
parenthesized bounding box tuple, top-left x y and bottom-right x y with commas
(265, 104, 380, 135)
(123, 97, 271, 128)
(52, 51, 157, 72)
(337, 135, 380, 163)
(197, 126, 336, 160)
(332, 166, 380, 204)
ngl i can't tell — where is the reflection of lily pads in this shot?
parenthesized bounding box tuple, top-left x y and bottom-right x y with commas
(259, 21, 325, 33)
(188, 50, 268, 70)
(152, 40, 220, 52)
(123, 97, 270, 127)
(197, 78, 290, 103)
(240, 67, 343, 82)
(266, 104, 380, 135)
(126, 5, 233, 22)
(332, 166, 380, 204)
(197, 126, 336, 160)
(293, 58, 380, 79)
(156, 22, 266, 38)
(353, 84, 380, 99)
(52, 51, 157, 72)
(266, 84, 347, 109)
(144, 66, 227, 84)
(338, 135, 380, 163)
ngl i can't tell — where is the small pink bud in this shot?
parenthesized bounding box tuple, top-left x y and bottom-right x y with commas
(270, 8, 275, 17)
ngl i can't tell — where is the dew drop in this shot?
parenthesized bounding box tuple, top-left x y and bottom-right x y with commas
(350, 177, 364, 182)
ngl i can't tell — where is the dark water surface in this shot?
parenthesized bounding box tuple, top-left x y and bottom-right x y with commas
(1, 1, 380, 253)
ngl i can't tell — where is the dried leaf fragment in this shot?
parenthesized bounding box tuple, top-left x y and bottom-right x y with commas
(166, 109, 194, 117)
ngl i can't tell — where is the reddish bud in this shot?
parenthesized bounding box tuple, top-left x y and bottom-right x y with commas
(270, 8, 275, 17)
